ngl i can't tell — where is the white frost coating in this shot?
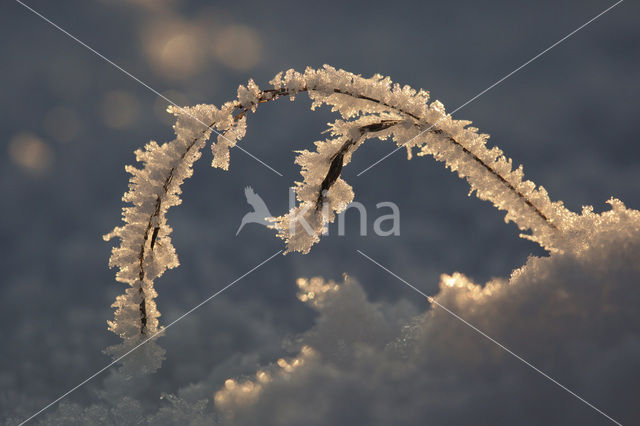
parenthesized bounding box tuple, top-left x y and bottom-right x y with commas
(104, 103, 238, 374)
(267, 65, 570, 253)
(269, 115, 400, 253)
(210, 102, 247, 170)
(106, 65, 577, 372)
(413, 99, 575, 251)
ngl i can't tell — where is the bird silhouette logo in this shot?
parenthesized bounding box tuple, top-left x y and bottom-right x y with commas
(236, 186, 273, 236)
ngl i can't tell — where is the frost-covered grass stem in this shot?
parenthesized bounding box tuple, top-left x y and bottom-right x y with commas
(105, 66, 573, 373)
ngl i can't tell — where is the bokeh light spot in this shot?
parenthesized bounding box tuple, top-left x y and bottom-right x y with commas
(212, 24, 262, 71)
(8, 133, 54, 174)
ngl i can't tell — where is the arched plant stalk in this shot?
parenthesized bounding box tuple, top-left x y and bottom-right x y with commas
(104, 65, 575, 373)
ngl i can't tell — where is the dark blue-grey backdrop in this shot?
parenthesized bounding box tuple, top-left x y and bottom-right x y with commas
(1, 0, 638, 423)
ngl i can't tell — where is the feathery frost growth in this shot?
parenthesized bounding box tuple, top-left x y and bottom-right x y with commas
(105, 65, 600, 372)
(103, 103, 245, 373)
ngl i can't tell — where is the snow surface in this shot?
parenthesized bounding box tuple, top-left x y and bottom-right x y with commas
(40, 201, 640, 424)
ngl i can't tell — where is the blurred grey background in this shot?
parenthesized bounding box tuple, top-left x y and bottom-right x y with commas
(1, 0, 638, 422)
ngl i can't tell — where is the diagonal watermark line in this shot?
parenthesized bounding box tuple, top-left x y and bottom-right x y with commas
(357, 0, 623, 176)
(14, 0, 283, 177)
(356, 249, 622, 426)
(18, 250, 283, 425)
(234, 144, 283, 176)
